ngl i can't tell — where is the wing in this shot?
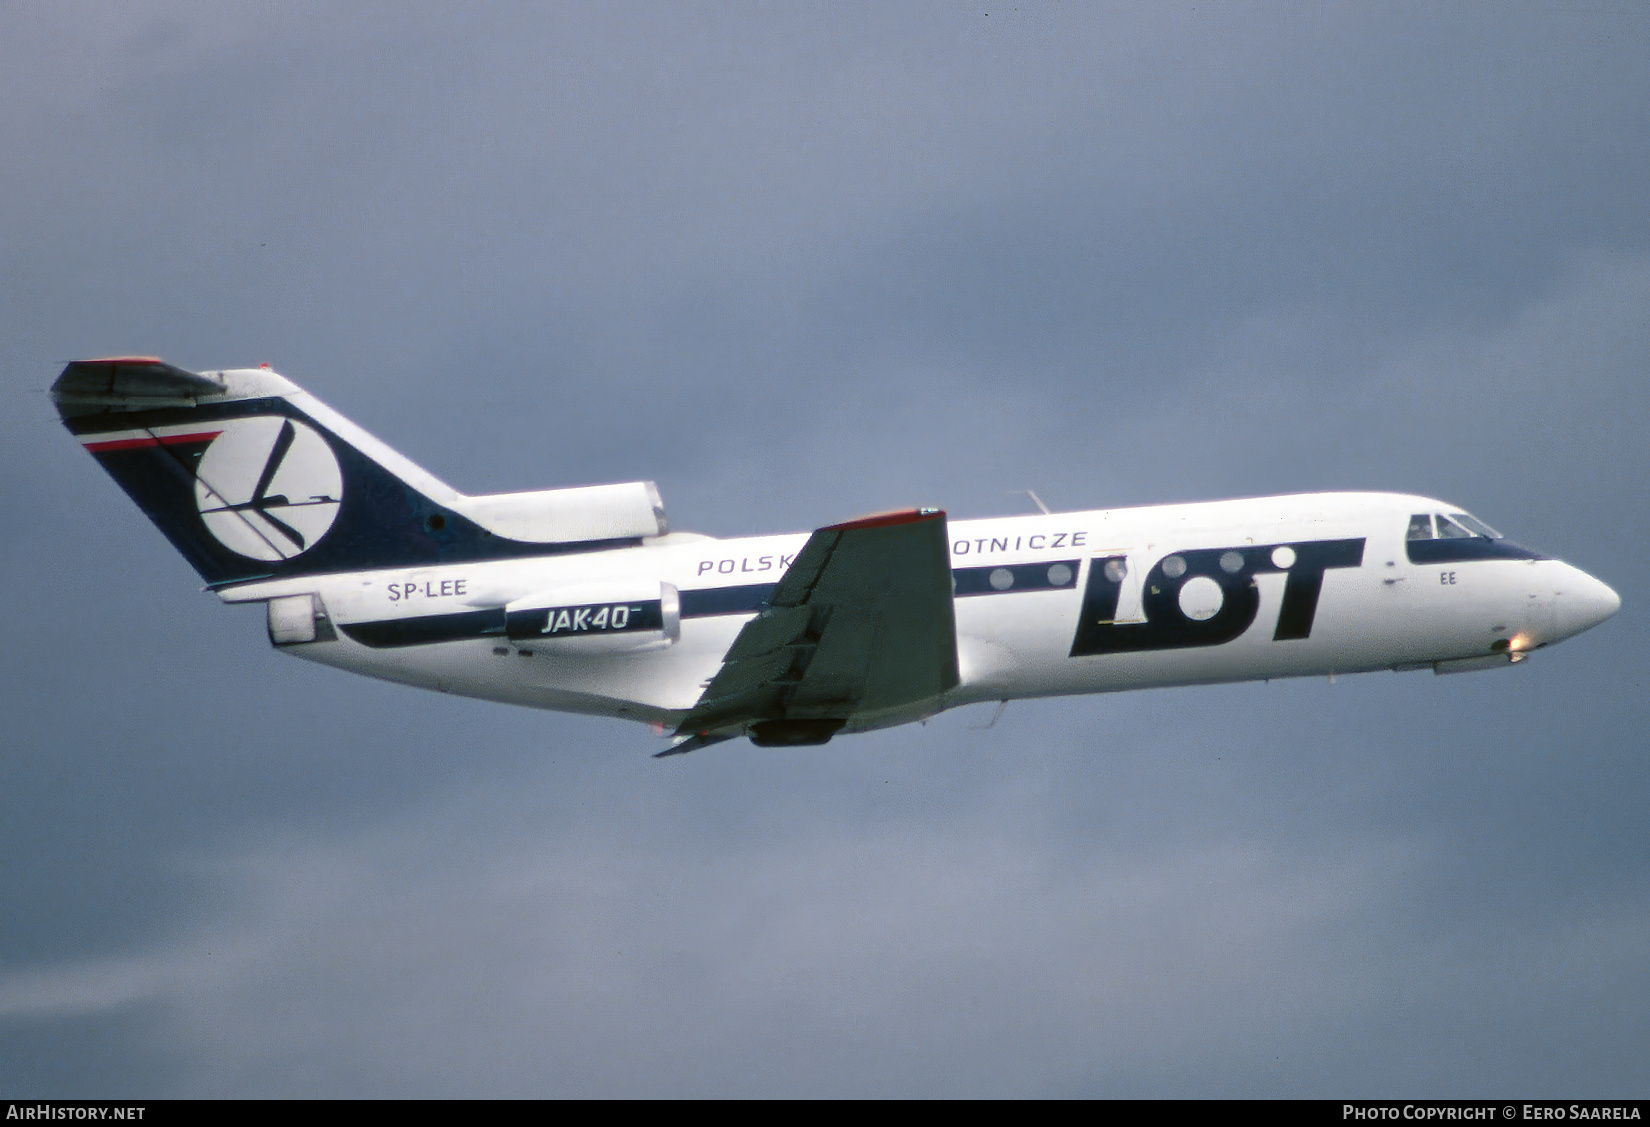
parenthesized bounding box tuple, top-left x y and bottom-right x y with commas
(668, 508, 960, 751)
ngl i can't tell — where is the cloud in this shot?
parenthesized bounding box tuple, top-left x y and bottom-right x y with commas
(5, 693, 1645, 1098)
(0, 749, 1443, 1096)
(4, 2, 1648, 1098)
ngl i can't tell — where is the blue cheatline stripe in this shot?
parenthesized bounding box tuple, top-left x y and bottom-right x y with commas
(1407, 539, 1545, 564)
(336, 565, 1086, 648)
(679, 583, 775, 617)
(952, 559, 1081, 597)
(340, 609, 506, 648)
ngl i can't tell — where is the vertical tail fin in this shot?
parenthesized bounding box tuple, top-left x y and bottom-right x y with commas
(53, 358, 667, 589)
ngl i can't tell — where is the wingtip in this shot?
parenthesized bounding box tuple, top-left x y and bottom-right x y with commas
(822, 507, 945, 532)
(654, 730, 740, 757)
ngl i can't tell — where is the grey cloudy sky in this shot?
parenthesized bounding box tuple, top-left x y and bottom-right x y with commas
(2, 2, 1647, 1097)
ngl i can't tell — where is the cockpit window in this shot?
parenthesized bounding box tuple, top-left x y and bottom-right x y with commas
(1409, 512, 1502, 541)
(1435, 514, 1476, 539)
(1405, 510, 1539, 562)
(1448, 512, 1502, 539)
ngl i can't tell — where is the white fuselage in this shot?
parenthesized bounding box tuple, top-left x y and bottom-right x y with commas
(220, 491, 1620, 734)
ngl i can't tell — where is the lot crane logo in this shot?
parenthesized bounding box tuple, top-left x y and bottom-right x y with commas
(194, 416, 343, 561)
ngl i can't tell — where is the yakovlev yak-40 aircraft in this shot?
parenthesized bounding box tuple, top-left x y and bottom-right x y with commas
(54, 358, 1620, 754)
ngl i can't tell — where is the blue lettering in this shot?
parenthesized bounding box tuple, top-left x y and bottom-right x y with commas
(1071, 539, 1365, 656)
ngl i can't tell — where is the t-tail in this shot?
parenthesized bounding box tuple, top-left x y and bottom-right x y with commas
(52, 358, 668, 589)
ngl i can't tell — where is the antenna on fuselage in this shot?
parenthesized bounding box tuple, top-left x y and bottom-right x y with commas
(1011, 489, 1051, 515)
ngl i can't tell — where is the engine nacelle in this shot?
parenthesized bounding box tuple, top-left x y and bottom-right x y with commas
(504, 581, 680, 654)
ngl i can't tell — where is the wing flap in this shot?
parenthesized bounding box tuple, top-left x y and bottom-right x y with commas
(675, 508, 958, 744)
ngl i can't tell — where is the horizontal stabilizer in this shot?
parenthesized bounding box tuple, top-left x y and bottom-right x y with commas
(52, 357, 226, 416)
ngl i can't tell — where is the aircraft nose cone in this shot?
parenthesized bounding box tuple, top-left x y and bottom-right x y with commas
(1558, 567, 1621, 639)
